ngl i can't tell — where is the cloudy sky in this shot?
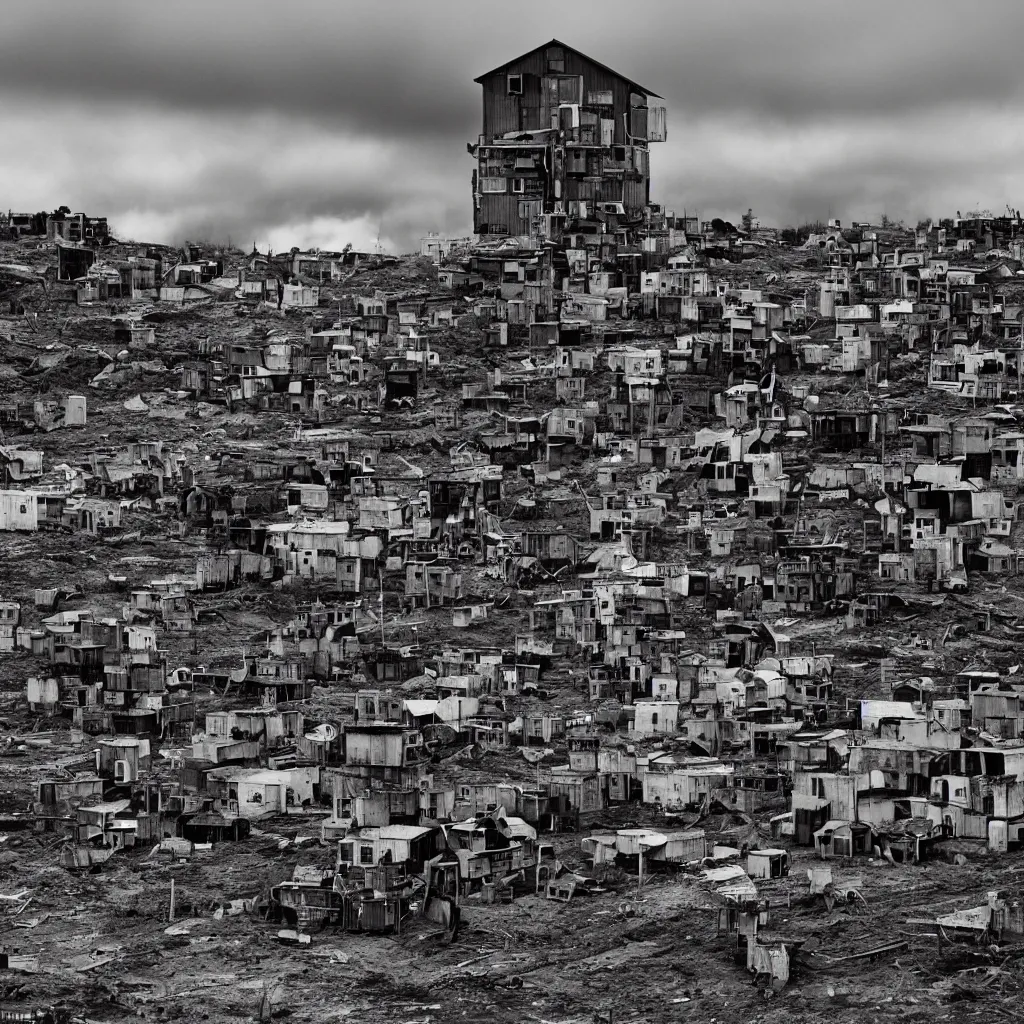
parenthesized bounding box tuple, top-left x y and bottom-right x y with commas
(4, 0, 1024, 252)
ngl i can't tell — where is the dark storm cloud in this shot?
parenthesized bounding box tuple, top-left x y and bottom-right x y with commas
(4, 1, 1024, 129)
(81, 136, 456, 228)
(22, 109, 470, 249)
(0, 14, 478, 139)
(156, 140, 470, 249)
(4, 0, 1024, 249)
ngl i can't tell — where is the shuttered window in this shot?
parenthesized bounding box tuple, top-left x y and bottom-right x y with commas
(557, 75, 582, 104)
(648, 104, 668, 142)
(629, 105, 648, 141)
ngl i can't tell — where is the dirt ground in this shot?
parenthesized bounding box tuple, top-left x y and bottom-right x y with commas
(3, 239, 1024, 1023)
(0, 813, 1018, 1023)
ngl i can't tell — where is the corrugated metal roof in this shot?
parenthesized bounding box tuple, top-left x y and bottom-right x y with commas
(376, 825, 434, 840)
(860, 700, 920, 719)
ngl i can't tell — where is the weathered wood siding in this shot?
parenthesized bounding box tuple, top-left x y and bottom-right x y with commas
(478, 49, 648, 145)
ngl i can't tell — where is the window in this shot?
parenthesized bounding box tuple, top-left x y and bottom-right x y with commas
(512, 178, 525, 194)
(360, 845, 374, 865)
(545, 47, 564, 73)
(480, 177, 506, 193)
(557, 76, 581, 104)
(507, 74, 523, 95)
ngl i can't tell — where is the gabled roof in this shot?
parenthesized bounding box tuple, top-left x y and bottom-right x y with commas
(474, 38, 660, 98)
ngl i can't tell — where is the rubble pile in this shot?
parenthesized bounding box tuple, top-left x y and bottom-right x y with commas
(5, 34, 1024, 1024)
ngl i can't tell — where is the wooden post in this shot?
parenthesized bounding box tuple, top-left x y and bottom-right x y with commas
(169, 878, 176, 922)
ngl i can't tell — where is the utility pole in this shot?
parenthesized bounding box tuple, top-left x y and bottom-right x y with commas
(1017, 309, 1023, 402)
(880, 415, 886, 491)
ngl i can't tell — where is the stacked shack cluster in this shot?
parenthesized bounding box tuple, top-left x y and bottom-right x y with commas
(4, 36, 1024, 1024)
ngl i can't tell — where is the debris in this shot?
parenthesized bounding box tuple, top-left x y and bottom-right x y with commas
(1, 28, 1024, 1024)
